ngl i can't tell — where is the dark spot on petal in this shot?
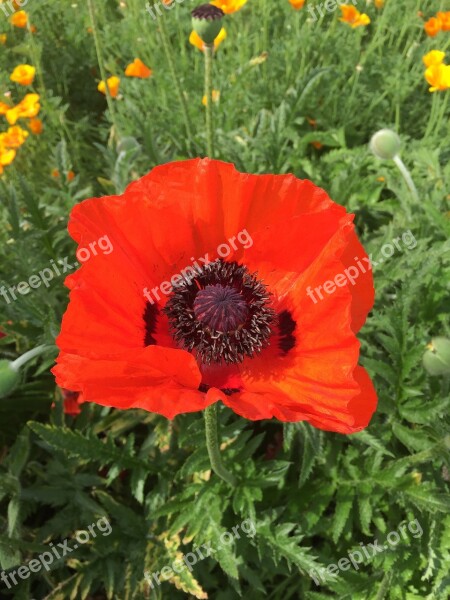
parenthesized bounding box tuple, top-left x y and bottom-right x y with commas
(144, 302, 159, 346)
(278, 309, 296, 354)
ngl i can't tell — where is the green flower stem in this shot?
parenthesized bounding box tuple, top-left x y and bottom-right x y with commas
(204, 43, 214, 157)
(87, 0, 120, 137)
(393, 154, 418, 217)
(11, 345, 52, 371)
(204, 403, 237, 486)
(159, 15, 194, 147)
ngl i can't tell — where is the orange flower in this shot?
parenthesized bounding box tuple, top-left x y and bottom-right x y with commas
(10, 10, 27, 28)
(202, 89, 220, 105)
(97, 76, 120, 98)
(28, 117, 43, 134)
(374, 0, 384, 8)
(310, 141, 323, 149)
(52, 168, 76, 181)
(0, 125, 29, 148)
(289, 0, 305, 9)
(125, 58, 152, 79)
(437, 11, 450, 31)
(210, 0, 247, 14)
(10, 64, 36, 86)
(0, 101, 12, 115)
(424, 17, 441, 37)
(6, 93, 40, 125)
(425, 63, 450, 92)
(190, 27, 227, 51)
(339, 5, 370, 28)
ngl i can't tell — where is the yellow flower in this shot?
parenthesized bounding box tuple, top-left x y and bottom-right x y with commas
(339, 5, 370, 28)
(289, 0, 305, 9)
(125, 58, 152, 79)
(97, 76, 120, 98)
(202, 90, 220, 105)
(0, 134, 16, 175)
(0, 147, 16, 167)
(28, 117, 43, 134)
(423, 50, 445, 68)
(0, 34, 7, 45)
(10, 10, 28, 28)
(190, 27, 227, 52)
(0, 125, 29, 148)
(5, 93, 40, 125)
(425, 63, 450, 92)
(10, 64, 36, 86)
(210, 0, 247, 14)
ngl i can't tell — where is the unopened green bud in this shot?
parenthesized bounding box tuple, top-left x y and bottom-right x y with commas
(0, 345, 52, 399)
(370, 129, 401, 160)
(423, 337, 450, 376)
(0, 359, 20, 399)
(192, 4, 224, 45)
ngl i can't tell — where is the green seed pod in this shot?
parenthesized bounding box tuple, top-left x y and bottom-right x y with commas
(423, 337, 450, 376)
(192, 4, 224, 45)
(369, 129, 401, 160)
(0, 359, 20, 399)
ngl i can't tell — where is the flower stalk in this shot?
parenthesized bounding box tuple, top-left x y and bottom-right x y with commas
(392, 154, 419, 205)
(204, 43, 214, 157)
(204, 403, 237, 486)
(159, 15, 194, 147)
(87, 0, 120, 137)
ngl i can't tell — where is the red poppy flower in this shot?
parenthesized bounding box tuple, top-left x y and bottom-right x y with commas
(62, 388, 85, 416)
(52, 159, 377, 434)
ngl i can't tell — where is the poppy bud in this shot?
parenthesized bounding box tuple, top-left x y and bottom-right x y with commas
(192, 4, 224, 45)
(0, 344, 51, 399)
(370, 129, 401, 160)
(423, 337, 450, 376)
(0, 359, 20, 399)
(116, 136, 140, 156)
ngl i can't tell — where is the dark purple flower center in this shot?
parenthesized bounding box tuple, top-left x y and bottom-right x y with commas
(163, 260, 276, 365)
(193, 284, 249, 333)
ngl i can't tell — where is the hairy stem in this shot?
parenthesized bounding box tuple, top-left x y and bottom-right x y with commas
(87, 0, 120, 137)
(204, 403, 237, 486)
(204, 43, 214, 157)
(159, 15, 194, 148)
